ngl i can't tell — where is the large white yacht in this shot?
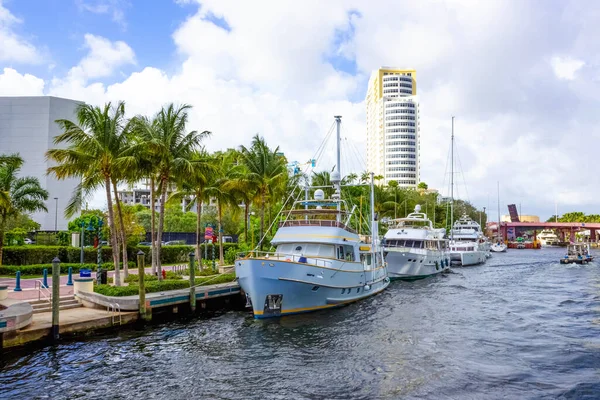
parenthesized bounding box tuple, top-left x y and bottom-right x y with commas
(537, 229, 560, 247)
(449, 215, 489, 266)
(383, 205, 450, 280)
(235, 117, 389, 318)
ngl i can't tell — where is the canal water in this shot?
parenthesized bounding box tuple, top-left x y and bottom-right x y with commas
(1, 248, 599, 399)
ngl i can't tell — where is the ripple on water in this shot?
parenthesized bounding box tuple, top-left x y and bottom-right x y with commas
(1, 249, 599, 399)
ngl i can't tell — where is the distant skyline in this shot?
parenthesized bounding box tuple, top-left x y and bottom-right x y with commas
(0, 0, 598, 222)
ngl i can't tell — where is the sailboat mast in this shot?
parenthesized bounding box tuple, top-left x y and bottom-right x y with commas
(450, 116, 455, 241)
(497, 181, 501, 240)
(334, 115, 342, 222)
(370, 172, 377, 265)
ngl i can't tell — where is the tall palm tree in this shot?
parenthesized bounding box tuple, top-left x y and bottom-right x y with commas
(47, 101, 130, 285)
(206, 151, 241, 264)
(169, 149, 215, 264)
(238, 135, 287, 250)
(0, 154, 49, 266)
(134, 104, 209, 278)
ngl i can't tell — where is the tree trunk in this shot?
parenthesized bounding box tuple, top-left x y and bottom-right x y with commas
(112, 180, 128, 278)
(0, 221, 5, 267)
(218, 201, 224, 265)
(105, 176, 121, 286)
(156, 177, 168, 280)
(260, 189, 265, 251)
(150, 177, 156, 275)
(195, 195, 203, 268)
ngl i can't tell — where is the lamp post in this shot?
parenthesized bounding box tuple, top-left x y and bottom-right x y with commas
(54, 197, 58, 233)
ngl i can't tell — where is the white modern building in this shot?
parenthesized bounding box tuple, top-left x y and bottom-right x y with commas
(0, 96, 81, 231)
(366, 67, 420, 187)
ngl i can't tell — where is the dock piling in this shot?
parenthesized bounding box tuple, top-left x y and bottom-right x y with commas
(51, 257, 60, 341)
(189, 252, 196, 313)
(137, 251, 150, 321)
(66, 267, 73, 286)
(42, 268, 48, 289)
(14, 271, 22, 292)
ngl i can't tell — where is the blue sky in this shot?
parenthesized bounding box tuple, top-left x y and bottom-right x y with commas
(1, 0, 599, 219)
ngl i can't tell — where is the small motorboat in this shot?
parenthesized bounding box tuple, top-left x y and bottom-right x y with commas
(560, 243, 593, 264)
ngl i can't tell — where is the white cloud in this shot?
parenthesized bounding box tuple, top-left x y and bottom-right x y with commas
(5, 0, 600, 218)
(0, 0, 42, 63)
(76, 0, 128, 29)
(0, 68, 44, 95)
(550, 56, 585, 80)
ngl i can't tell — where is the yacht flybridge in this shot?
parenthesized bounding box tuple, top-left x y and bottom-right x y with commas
(383, 205, 450, 280)
(235, 116, 389, 318)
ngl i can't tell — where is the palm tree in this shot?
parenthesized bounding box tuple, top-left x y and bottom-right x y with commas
(169, 149, 215, 264)
(134, 104, 209, 278)
(47, 102, 130, 285)
(238, 135, 287, 250)
(206, 151, 241, 265)
(0, 154, 49, 266)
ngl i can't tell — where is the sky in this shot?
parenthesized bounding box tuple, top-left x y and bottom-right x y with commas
(0, 0, 598, 222)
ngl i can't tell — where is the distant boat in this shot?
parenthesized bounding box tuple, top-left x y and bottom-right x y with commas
(537, 229, 560, 247)
(446, 117, 488, 266)
(491, 181, 507, 253)
(449, 215, 489, 265)
(383, 205, 450, 280)
(560, 243, 593, 264)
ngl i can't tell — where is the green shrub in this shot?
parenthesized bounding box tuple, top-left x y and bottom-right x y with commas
(0, 261, 135, 276)
(94, 284, 139, 297)
(93, 274, 236, 297)
(2, 243, 241, 266)
(124, 271, 181, 283)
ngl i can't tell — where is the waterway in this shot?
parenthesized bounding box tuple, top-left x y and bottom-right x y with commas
(1, 248, 599, 399)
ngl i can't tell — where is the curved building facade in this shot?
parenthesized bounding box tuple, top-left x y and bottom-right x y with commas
(366, 68, 420, 187)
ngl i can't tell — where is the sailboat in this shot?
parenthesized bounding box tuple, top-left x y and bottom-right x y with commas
(235, 116, 390, 318)
(447, 117, 488, 266)
(491, 181, 507, 252)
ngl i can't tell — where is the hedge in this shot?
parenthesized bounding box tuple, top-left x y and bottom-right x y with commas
(124, 271, 182, 283)
(0, 262, 135, 276)
(2, 243, 241, 266)
(94, 273, 236, 296)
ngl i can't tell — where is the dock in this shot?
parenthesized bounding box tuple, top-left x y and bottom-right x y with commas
(1, 281, 242, 351)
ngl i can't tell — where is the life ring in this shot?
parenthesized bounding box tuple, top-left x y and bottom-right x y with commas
(285, 258, 291, 262)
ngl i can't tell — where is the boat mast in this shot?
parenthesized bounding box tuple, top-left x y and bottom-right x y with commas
(497, 181, 500, 241)
(370, 172, 377, 270)
(333, 115, 342, 223)
(450, 116, 454, 241)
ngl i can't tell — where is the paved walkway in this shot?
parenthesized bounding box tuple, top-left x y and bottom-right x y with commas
(0, 264, 185, 300)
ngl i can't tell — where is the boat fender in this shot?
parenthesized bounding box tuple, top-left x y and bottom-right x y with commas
(435, 260, 439, 270)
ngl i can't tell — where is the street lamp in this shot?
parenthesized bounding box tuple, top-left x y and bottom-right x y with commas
(53, 197, 58, 232)
(80, 220, 86, 265)
(96, 218, 104, 283)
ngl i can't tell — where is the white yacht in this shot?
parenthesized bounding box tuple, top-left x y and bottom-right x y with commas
(235, 117, 389, 318)
(490, 241, 507, 252)
(383, 205, 450, 280)
(537, 229, 560, 247)
(449, 215, 489, 266)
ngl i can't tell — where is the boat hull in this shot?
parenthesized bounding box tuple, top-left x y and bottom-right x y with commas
(450, 250, 487, 266)
(235, 258, 390, 318)
(385, 249, 450, 281)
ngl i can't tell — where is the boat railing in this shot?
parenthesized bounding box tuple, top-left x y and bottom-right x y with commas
(279, 219, 357, 234)
(239, 251, 334, 268)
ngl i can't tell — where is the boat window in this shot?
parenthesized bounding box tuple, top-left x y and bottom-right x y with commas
(295, 245, 303, 252)
(405, 240, 414, 248)
(344, 245, 355, 261)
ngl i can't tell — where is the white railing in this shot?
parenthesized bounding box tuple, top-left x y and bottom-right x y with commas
(107, 303, 122, 325)
(240, 251, 334, 269)
(35, 280, 51, 303)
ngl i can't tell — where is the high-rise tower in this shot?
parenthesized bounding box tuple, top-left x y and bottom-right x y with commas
(366, 67, 420, 187)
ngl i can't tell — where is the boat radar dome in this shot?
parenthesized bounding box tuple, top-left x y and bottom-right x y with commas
(314, 189, 325, 200)
(415, 204, 421, 212)
(331, 171, 341, 184)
